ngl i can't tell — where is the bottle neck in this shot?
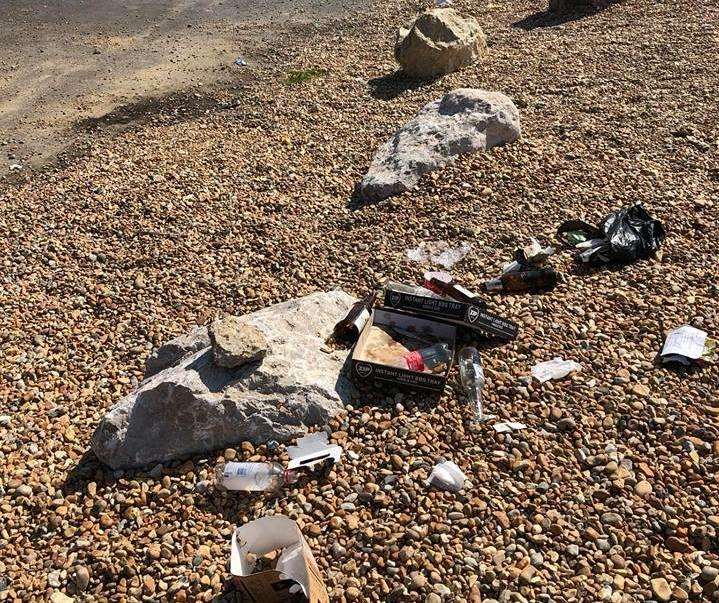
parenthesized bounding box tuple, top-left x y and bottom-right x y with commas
(283, 469, 298, 485)
(485, 277, 503, 291)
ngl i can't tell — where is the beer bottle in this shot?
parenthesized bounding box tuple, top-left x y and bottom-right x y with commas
(423, 271, 485, 306)
(483, 267, 558, 293)
(333, 292, 377, 342)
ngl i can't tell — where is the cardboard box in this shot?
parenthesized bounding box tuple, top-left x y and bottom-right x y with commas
(351, 308, 456, 391)
(383, 283, 518, 340)
(230, 516, 329, 603)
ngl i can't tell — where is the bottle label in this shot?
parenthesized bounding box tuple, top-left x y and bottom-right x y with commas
(352, 308, 370, 332)
(224, 462, 261, 478)
(403, 351, 425, 372)
(453, 284, 478, 299)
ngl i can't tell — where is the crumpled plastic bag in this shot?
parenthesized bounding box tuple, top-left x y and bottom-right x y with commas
(531, 357, 582, 383)
(557, 204, 665, 265)
(406, 241, 472, 269)
(426, 461, 466, 492)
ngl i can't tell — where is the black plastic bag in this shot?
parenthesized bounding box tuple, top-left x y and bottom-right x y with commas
(557, 204, 665, 265)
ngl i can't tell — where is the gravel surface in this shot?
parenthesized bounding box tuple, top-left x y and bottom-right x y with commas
(1, 0, 718, 601)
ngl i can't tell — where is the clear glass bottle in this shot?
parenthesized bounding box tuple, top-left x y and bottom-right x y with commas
(395, 343, 452, 373)
(220, 462, 298, 492)
(459, 347, 486, 421)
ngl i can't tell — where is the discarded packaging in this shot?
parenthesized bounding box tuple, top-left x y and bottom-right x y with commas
(484, 267, 559, 293)
(352, 308, 456, 391)
(660, 325, 716, 366)
(493, 421, 527, 433)
(384, 280, 518, 340)
(557, 203, 665, 265)
(427, 461, 467, 492)
(234, 57, 248, 66)
(230, 515, 329, 603)
(406, 241, 472, 269)
(531, 357, 582, 382)
(287, 432, 343, 471)
(221, 462, 298, 492)
(522, 238, 555, 264)
(458, 347, 487, 421)
(333, 292, 377, 343)
(386, 281, 441, 298)
(503, 238, 555, 273)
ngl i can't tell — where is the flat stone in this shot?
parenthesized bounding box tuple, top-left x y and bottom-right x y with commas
(557, 417, 576, 432)
(635, 480, 652, 496)
(651, 577, 672, 602)
(210, 317, 268, 368)
(701, 566, 719, 582)
(666, 536, 691, 553)
(73, 566, 90, 592)
(631, 383, 650, 396)
(601, 512, 623, 526)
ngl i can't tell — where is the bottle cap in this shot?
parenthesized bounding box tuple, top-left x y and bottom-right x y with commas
(283, 469, 299, 485)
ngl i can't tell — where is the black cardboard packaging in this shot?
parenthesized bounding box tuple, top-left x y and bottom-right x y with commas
(351, 308, 456, 392)
(383, 284, 519, 340)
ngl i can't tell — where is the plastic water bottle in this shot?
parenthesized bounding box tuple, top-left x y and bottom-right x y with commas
(220, 462, 298, 492)
(459, 347, 486, 421)
(395, 343, 452, 373)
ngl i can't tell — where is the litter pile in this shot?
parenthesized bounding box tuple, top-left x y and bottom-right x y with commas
(204, 206, 680, 597)
(7, 0, 713, 598)
(558, 203, 665, 266)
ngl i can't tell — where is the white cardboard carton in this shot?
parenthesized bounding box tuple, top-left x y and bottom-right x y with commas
(230, 516, 329, 603)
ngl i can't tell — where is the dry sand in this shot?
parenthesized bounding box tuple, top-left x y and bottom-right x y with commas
(0, 0, 362, 175)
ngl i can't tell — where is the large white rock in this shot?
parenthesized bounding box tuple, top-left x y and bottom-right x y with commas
(358, 88, 521, 202)
(395, 8, 487, 79)
(92, 291, 356, 469)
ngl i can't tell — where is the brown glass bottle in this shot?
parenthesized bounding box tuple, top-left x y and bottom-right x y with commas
(333, 292, 377, 342)
(483, 268, 558, 293)
(424, 271, 485, 306)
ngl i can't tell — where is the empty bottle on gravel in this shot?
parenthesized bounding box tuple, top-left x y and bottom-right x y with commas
(483, 267, 558, 293)
(459, 347, 486, 421)
(220, 462, 298, 492)
(333, 292, 377, 342)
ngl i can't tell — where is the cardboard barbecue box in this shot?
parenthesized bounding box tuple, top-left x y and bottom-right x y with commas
(383, 283, 519, 340)
(351, 307, 457, 392)
(230, 516, 329, 603)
